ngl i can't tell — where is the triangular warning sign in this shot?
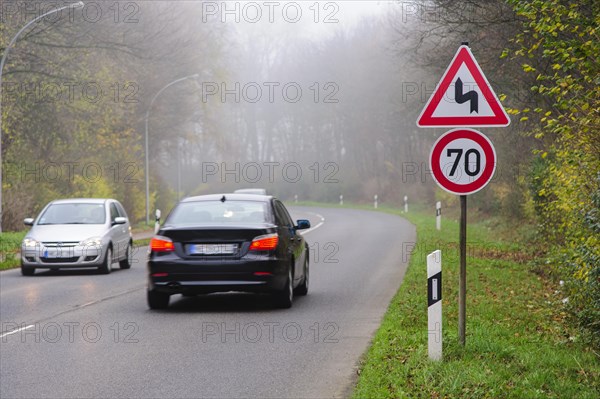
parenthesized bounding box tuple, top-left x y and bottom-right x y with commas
(417, 45, 510, 128)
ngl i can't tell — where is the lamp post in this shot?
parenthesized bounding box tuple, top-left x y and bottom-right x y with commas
(176, 137, 182, 201)
(144, 73, 199, 225)
(0, 1, 84, 233)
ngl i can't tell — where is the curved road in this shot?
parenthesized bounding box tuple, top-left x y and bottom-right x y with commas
(0, 207, 415, 398)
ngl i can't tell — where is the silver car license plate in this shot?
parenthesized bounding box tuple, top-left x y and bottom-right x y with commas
(189, 244, 237, 255)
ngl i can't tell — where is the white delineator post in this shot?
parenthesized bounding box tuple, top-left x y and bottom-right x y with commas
(436, 201, 442, 231)
(374, 194, 378, 209)
(154, 209, 161, 234)
(339, 195, 343, 206)
(294, 194, 298, 203)
(427, 250, 442, 361)
(404, 195, 408, 213)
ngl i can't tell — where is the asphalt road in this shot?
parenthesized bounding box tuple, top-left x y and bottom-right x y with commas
(0, 207, 415, 399)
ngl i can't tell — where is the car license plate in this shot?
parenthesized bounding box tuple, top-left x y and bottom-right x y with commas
(189, 244, 237, 255)
(43, 248, 73, 258)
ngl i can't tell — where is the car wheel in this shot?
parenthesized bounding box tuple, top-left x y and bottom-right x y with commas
(294, 255, 309, 296)
(147, 290, 170, 309)
(21, 264, 35, 276)
(98, 246, 112, 274)
(119, 243, 132, 269)
(273, 266, 293, 309)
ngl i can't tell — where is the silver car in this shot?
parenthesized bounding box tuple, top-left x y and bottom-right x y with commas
(20, 198, 133, 276)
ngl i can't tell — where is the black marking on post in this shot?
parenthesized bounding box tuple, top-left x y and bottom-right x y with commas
(455, 78, 479, 114)
(428, 271, 442, 307)
(436, 208, 441, 216)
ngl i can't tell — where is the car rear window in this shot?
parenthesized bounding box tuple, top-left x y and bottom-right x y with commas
(38, 203, 106, 225)
(166, 201, 271, 225)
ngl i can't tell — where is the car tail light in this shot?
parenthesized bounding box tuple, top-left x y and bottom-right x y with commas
(249, 233, 278, 251)
(150, 236, 175, 252)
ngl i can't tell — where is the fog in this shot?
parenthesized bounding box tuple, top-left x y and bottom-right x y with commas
(1, 0, 524, 227)
(158, 1, 430, 204)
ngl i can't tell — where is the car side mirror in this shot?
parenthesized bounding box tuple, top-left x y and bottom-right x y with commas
(295, 219, 311, 230)
(113, 216, 127, 225)
(24, 218, 34, 226)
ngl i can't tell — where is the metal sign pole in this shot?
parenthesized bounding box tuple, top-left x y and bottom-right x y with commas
(458, 43, 468, 347)
(458, 194, 467, 345)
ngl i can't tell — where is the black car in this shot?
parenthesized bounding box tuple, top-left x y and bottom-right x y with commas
(147, 194, 311, 309)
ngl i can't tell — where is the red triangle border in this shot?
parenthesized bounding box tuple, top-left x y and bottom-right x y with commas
(417, 46, 510, 128)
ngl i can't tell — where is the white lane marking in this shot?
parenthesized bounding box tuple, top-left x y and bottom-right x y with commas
(299, 212, 325, 235)
(0, 324, 35, 338)
(1, 285, 145, 336)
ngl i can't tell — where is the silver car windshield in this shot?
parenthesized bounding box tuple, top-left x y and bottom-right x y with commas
(37, 203, 106, 225)
(167, 201, 270, 225)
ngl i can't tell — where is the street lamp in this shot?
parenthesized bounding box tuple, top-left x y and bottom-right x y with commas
(144, 73, 199, 224)
(0, 1, 84, 233)
(177, 137, 182, 201)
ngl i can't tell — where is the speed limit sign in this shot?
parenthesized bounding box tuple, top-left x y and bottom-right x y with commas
(429, 128, 496, 195)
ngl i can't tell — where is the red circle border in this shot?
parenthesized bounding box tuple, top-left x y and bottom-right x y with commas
(429, 128, 496, 195)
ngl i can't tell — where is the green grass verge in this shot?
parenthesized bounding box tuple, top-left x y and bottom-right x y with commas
(133, 238, 151, 247)
(0, 231, 26, 270)
(352, 205, 600, 399)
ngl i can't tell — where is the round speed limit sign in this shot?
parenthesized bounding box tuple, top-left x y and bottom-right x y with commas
(429, 128, 496, 195)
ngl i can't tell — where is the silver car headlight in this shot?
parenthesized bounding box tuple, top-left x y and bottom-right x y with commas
(80, 237, 102, 247)
(22, 238, 40, 248)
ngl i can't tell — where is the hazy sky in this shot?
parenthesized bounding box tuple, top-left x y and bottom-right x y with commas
(230, 1, 390, 41)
